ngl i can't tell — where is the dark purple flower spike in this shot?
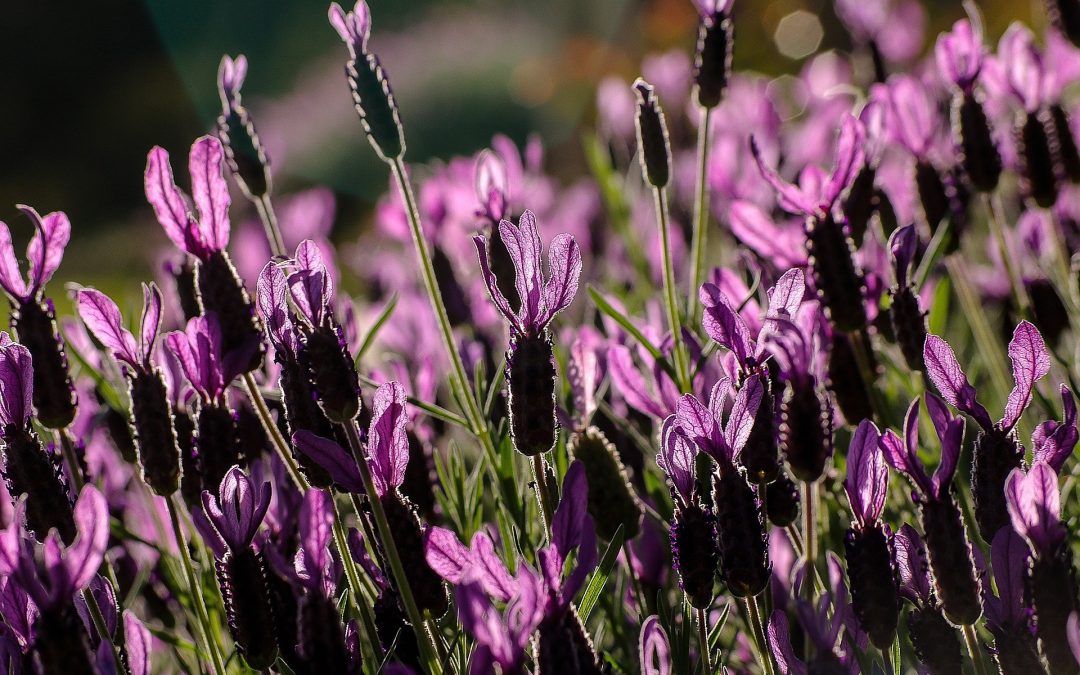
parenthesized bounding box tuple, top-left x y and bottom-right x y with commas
(894, 524, 966, 674)
(984, 527, 1044, 674)
(1033, 385, 1079, 472)
(1006, 462, 1080, 673)
(0, 205, 77, 429)
(475, 210, 581, 457)
(692, 0, 734, 109)
(0, 335, 76, 543)
(145, 136, 265, 374)
(887, 225, 927, 372)
(843, 420, 900, 649)
(216, 54, 273, 202)
(639, 615, 672, 675)
(925, 322, 1050, 541)
(880, 396, 982, 626)
(201, 466, 279, 669)
(77, 285, 181, 496)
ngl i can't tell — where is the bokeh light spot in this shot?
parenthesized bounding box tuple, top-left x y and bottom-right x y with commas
(773, 10, 824, 60)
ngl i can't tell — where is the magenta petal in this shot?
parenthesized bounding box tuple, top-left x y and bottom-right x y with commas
(987, 527, 1029, 629)
(879, 400, 932, 497)
(218, 54, 248, 109)
(424, 526, 470, 584)
(888, 225, 917, 287)
(931, 416, 965, 498)
(66, 486, 109, 592)
(765, 269, 806, 322)
(0, 221, 28, 300)
(700, 282, 753, 366)
(123, 610, 152, 675)
(473, 235, 519, 331)
(1033, 384, 1079, 472)
(821, 114, 866, 210)
(639, 615, 672, 675)
(935, 19, 983, 90)
(894, 524, 932, 603)
(19, 206, 70, 293)
(658, 416, 696, 503)
(367, 381, 410, 497)
(1001, 321, 1050, 431)
(923, 334, 993, 429)
(500, 212, 545, 329)
(749, 136, 819, 216)
(188, 136, 231, 253)
(675, 393, 721, 459)
(139, 283, 163, 364)
(293, 430, 363, 493)
(725, 374, 764, 460)
(766, 611, 805, 675)
(256, 262, 296, 353)
(608, 344, 667, 419)
(474, 150, 509, 221)
(542, 233, 582, 326)
(469, 531, 516, 603)
(845, 419, 885, 526)
(297, 488, 336, 592)
(144, 146, 197, 256)
(552, 461, 590, 559)
(75, 289, 140, 368)
(1070, 614, 1080, 667)
(328, 1, 371, 56)
(1006, 462, 1062, 553)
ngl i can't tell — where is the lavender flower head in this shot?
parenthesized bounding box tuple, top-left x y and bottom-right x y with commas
(216, 54, 272, 199)
(936, 18, 984, 94)
(76, 284, 163, 374)
(201, 466, 272, 553)
(639, 615, 671, 675)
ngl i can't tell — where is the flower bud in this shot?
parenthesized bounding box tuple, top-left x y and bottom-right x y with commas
(908, 607, 964, 675)
(766, 471, 800, 527)
(740, 376, 780, 484)
(920, 496, 982, 625)
(102, 404, 136, 465)
(1050, 103, 1080, 183)
(297, 590, 352, 671)
(195, 250, 265, 374)
(1018, 109, 1061, 209)
(171, 258, 201, 322)
(805, 213, 866, 332)
(670, 500, 719, 609)
(914, 161, 949, 235)
(972, 427, 1025, 542)
(216, 548, 279, 669)
(346, 53, 406, 162)
(844, 522, 900, 649)
(843, 164, 877, 247)
(265, 567, 302, 669)
(11, 299, 76, 429)
(633, 80, 671, 188)
(33, 604, 96, 675)
(129, 369, 181, 496)
(952, 92, 1002, 193)
(506, 332, 557, 457)
(712, 470, 769, 598)
(779, 379, 834, 483)
(2, 425, 75, 543)
(196, 404, 241, 498)
(570, 426, 642, 541)
(278, 354, 335, 489)
(174, 409, 202, 510)
(694, 12, 734, 109)
(889, 285, 927, 372)
(300, 323, 361, 424)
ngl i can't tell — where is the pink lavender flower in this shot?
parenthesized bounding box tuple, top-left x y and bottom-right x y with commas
(639, 615, 672, 675)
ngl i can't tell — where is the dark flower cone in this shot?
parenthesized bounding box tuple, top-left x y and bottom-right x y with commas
(171, 258, 201, 322)
(217, 107, 271, 199)
(297, 590, 352, 673)
(379, 490, 448, 618)
(843, 163, 877, 246)
(694, 12, 733, 109)
(174, 409, 202, 510)
(374, 588, 422, 670)
(779, 379, 833, 483)
(346, 52, 406, 162)
(889, 285, 927, 372)
(195, 250, 265, 374)
(11, 298, 77, 429)
(506, 331, 557, 457)
(33, 603, 96, 675)
(1030, 542, 1080, 675)
(431, 244, 472, 328)
(671, 499, 719, 609)
(535, 606, 602, 675)
(129, 369, 181, 496)
(401, 429, 439, 523)
(712, 470, 770, 598)
(264, 564, 302, 671)
(103, 404, 137, 464)
(766, 471, 800, 527)
(953, 92, 1002, 193)
(919, 496, 982, 626)
(278, 354, 335, 489)
(972, 427, 1025, 543)
(2, 424, 75, 543)
(992, 629, 1049, 675)
(634, 81, 671, 188)
(908, 607, 965, 675)
(570, 426, 643, 541)
(914, 161, 949, 235)
(740, 377, 780, 484)
(1050, 104, 1080, 183)
(805, 212, 866, 332)
(216, 549, 279, 670)
(844, 522, 901, 649)
(300, 322, 361, 424)
(826, 330, 875, 426)
(196, 403, 240, 499)
(1018, 110, 1062, 209)
(236, 404, 270, 465)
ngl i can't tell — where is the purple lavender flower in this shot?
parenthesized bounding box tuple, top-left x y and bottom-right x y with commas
(475, 210, 581, 456)
(1033, 385, 1079, 472)
(455, 567, 544, 675)
(1005, 462, 1080, 673)
(886, 225, 927, 372)
(692, 0, 734, 109)
(639, 615, 672, 675)
(984, 527, 1045, 674)
(880, 395, 982, 625)
(145, 136, 265, 373)
(835, 0, 925, 79)
(925, 322, 1050, 541)
(0, 205, 77, 429)
(216, 54, 272, 200)
(201, 466, 278, 668)
(894, 524, 965, 674)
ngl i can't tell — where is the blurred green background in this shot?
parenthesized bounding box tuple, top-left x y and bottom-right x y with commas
(0, 0, 1033, 291)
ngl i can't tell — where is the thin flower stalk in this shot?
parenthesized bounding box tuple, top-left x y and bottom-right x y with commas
(687, 108, 713, 326)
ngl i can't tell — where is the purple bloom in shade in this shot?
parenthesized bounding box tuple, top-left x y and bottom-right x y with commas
(256, 262, 299, 358)
(164, 314, 238, 404)
(474, 150, 509, 223)
(0, 205, 70, 304)
(750, 114, 865, 219)
(474, 210, 582, 337)
(294, 487, 337, 597)
(639, 615, 671, 675)
(768, 610, 808, 675)
(844, 420, 887, 528)
(894, 524, 933, 606)
(285, 240, 334, 329)
(984, 527, 1032, 634)
(538, 461, 599, 610)
(0, 335, 33, 431)
(0, 576, 36, 652)
(456, 566, 545, 675)
(673, 374, 763, 468)
(1005, 462, 1066, 556)
(936, 19, 984, 93)
(328, 1, 371, 58)
(0, 485, 108, 611)
(1033, 385, 1079, 472)
(121, 610, 152, 675)
(879, 395, 964, 501)
(657, 416, 698, 506)
(292, 430, 363, 493)
(888, 224, 917, 288)
(424, 527, 516, 603)
(144, 136, 232, 261)
(882, 75, 940, 159)
(367, 381, 408, 497)
(200, 466, 272, 553)
(75, 284, 163, 372)
(993, 23, 1046, 113)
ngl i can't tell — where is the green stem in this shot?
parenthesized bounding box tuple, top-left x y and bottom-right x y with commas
(745, 595, 776, 675)
(254, 193, 287, 259)
(687, 107, 713, 325)
(242, 373, 309, 491)
(652, 186, 690, 392)
(58, 428, 85, 492)
(532, 454, 555, 541)
(166, 495, 227, 675)
(83, 587, 123, 670)
(697, 607, 712, 675)
(802, 481, 816, 602)
(340, 420, 442, 674)
(329, 497, 384, 664)
(962, 623, 990, 675)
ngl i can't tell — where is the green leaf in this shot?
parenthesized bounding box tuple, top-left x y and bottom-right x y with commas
(579, 524, 625, 621)
(354, 292, 397, 364)
(357, 374, 469, 429)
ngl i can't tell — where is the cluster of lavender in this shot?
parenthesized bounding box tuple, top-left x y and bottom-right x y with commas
(5, 0, 1080, 672)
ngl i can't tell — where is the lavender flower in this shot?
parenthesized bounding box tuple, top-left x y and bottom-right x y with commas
(1006, 462, 1080, 672)
(886, 225, 927, 372)
(894, 524, 965, 674)
(474, 210, 581, 456)
(925, 322, 1050, 541)
(76, 285, 180, 496)
(639, 615, 671, 675)
(984, 528, 1045, 674)
(692, 0, 734, 109)
(0, 205, 77, 429)
(1033, 385, 1079, 472)
(145, 136, 264, 373)
(455, 567, 544, 675)
(216, 54, 272, 200)
(880, 395, 982, 625)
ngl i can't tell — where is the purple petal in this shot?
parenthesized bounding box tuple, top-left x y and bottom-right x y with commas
(188, 136, 231, 253)
(65, 486, 109, 592)
(700, 282, 753, 366)
(288, 239, 334, 327)
(256, 262, 296, 353)
(474, 150, 509, 221)
(473, 235, 520, 331)
(1069, 613, 1080, 668)
(297, 488, 335, 592)
(328, 1, 371, 56)
(367, 381, 410, 497)
(924, 334, 993, 429)
(888, 225, 917, 288)
(878, 399, 932, 496)
(217, 54, 247, 110)
(144, 146, 199, 256)
(139, 283, 163, 363)
(0, 221, 28, 299)
(75, 289, 140, 368)
(500, 211, 545, 330)
(552, 461, 590, 560)
(675, 393, 723, 461)
(424, 526, 471, 584)
(123, 610, 152, 675)
(19, 206, 70, 293)
(987, 527, 1029, 629)
(727, 201, 806, 270)
(894, 524, 932, 603)
(1001, 321, 1050, 431)
(749, 136, 819, 216)
(821, 114, 866, 210)
(931, 415, 966, 498)
(1006, 462, 1063, 553)
(724, 373, 764, 459)
(568, 335, 600, 427)
(608, 344, 667, 419)
(469, 531, 516, 603)
(1033, 384, 1079, 472)
(293, 430, 363, 493)
(764, 268, 806, 322)
(885, 75, 938, 157)
(658, 416, 697, 503)
(541, 232, 582, 327)
(767, 610, 807, 675)
(935, 19, 983, 90)
(845, 419, 886, 526)
(639, 616, 672, 675)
